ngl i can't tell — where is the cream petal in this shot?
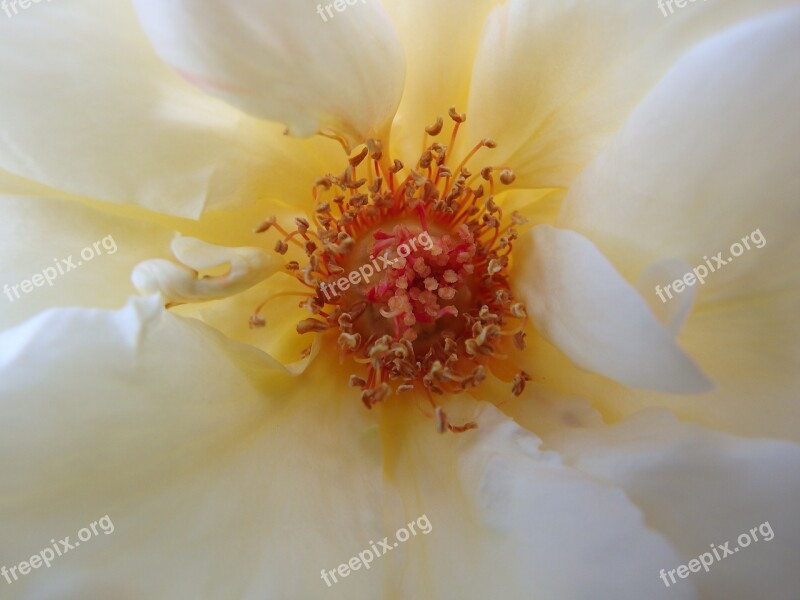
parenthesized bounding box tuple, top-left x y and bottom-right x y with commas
(466, 0, 797, 190)
(0, 298, 395, 599)
(560, 5, 800, 302)
(516, 225, 712, 393)
(379, 402, 697, 599)
(133, 0, 405, 148)
(0, 196, 173, 331)
(0, 1, 342, 218)
(541, 7, 800, 442)
(548, 410, 800, 600)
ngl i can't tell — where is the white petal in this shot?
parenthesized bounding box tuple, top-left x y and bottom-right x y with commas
(466, 0, 797, 189)
(515, 225, 712, 393)
(379, 402, 697, 599)
(0, 1, 341, 218)
(548, 410, 800, 600)
(133, 0, 405, 147)
(560, 5, 800, 301)
(0, 298, 393, 598)
(0, 196, 172, 331)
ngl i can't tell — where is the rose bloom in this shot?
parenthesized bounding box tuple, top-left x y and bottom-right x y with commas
(1, 0, 799, 598)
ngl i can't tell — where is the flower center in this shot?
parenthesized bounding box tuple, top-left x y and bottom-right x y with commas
(255, 108, 530, 432)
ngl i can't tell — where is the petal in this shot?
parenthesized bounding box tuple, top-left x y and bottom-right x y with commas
(636, 258, 697, 336)
(176, 272, 323, 372)
(560, 5, 800, 302)
(548, 410, 800, 600)
(0, 298, 395, 598)
(466, 0, 797, 190)
(0, 167, 76, 199)
(514, 288, 800, 443)
(133, 0, 405, 148)
(494, 380, 605, 440)
(541, 7, 800, 442)
(0, 196, 172, 331)
(515, 225, 712, 393)
(381, 0, 501, 159)
(132, 236, 280, 304)
(379, 402, 697, 599)
(0, 1, 342, 218)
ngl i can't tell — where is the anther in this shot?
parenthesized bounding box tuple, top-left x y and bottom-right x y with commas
(255, 216, 277, 233)
(499, 169, 517, 185)
(349, 146, 370, 168)
(425, 116, 444, 136)
(512, 371, 531, 396)
(349, 375, 367, 387)
(448, 107, 466, 123)
(361, 383, 391, 409)
(367, 138, 383, 160)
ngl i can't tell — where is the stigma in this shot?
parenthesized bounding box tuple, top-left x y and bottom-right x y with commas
(255, 108, 531, 432)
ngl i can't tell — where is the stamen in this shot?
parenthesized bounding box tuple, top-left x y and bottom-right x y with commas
(255, 109, 530, 433)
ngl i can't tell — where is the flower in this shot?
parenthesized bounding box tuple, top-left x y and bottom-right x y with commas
(1, 1, 799, 599)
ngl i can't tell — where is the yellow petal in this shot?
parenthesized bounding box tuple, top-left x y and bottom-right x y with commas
(382, 0, 501, 159)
